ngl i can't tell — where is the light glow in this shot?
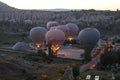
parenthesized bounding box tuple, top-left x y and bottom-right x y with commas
(51, 44, 60, 52)
(67, 35, 74, 41)
(36, 43, 41, 48)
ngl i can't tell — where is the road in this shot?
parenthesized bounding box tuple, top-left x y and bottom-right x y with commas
(80, 46, 105, 73)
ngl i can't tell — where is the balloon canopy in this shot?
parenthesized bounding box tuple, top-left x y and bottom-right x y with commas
(12, 42, 28, 51)
(45, 29, 65, 52)
(56, 25, 69, 38)
(46, 21, 59, 30)
(24, 19, 32, 25)
(30, 27, 47, 48)
(49, 26, 57, 31)
(78, 28, 100, 46)
(66, 23, 79, 41)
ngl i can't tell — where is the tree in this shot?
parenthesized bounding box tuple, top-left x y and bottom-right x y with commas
(100, 52, 118, 67)
(69, 63, 79, 78)
(117, 53, 120, 64)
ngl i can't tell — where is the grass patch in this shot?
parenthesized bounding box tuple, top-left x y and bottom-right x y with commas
(0, 50, 24, 58)
(0, 34, 22, 45)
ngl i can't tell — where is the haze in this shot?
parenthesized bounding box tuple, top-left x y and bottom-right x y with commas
(1, 0, 120, 10)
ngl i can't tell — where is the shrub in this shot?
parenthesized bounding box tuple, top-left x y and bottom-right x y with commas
(22, 69, 27, 74)
(70, 63, 79, 77)
(59, 66, 67, 74)
(40, 74, 48, 80)
(100, 53, 118, 67)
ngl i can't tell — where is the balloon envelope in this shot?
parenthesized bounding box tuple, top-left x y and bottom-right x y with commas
(46, 21, 59, 30)
(56, 25, 69, 38)
(30, 27, 47, 48)
(12, 42, 28, 51)
(78, 28, 100, 46)
(45, 29, 65, 52)
(24, 20, 32, 25)
(66, 23, 79, 41)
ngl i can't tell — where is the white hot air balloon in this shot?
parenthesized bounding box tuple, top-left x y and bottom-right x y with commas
(45, 29, 65, 53)
(56, 25, 69, 39)
(46, 21, 59, 30)
(30, 27, 47, 48)
(66, 23, 79, 41)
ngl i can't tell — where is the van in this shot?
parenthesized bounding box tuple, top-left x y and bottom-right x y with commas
(95, 75, 99, 80)
(86, 75, 91, 80)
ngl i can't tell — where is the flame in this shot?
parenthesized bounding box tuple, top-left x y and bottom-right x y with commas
(36, 43, 41, 48)
(51, 44, 60, 52)
(67, 35, 74, 41)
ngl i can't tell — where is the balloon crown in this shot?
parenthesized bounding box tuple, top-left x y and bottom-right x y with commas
(84, 28, 93, 31)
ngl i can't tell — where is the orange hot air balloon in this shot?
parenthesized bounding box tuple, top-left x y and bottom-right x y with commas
(66, 23, 79, 41)
(30, 27, 47, 49)
(46, 21, 59, 30)
(45, 29, 65, 53)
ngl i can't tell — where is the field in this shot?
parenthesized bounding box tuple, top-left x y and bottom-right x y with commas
(0, 35, 120, 80)
(0, 34, 23, 45)
(0, 47, 81, 80)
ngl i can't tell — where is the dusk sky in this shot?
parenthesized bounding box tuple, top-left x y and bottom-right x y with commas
(1, 0, 120, 10)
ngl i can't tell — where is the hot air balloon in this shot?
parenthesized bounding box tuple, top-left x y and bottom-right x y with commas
(66, 23, 79, 41)
(24, 19, 32, 25)
(30, 27, 47, 48)
(45, 29, 65, 53)
(49, 26, 57, 31)
(46, 21, 59, 30)
(56, 25, 69, 38)
(78, 28, 100, 46)
(78, 28, 100, 61)
(12, 42, 28, 51)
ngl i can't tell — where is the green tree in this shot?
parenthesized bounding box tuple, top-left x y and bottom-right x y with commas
(100, 52, 118, 67)
(69, 63, 79, 78)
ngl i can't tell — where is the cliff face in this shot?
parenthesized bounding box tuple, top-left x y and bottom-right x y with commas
(0, 1, 16, 11)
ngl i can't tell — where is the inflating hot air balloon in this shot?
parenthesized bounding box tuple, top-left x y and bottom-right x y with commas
(30, 27, 47, 48)
(46, 21, 59, 30)
(78, 28, 100, 46)
(56, 25, 69, 38)
(78, 28, 100, 61)
(45, 29, 65, 53)
(66, 23, 79, 41)
(12, 42, 28, 51)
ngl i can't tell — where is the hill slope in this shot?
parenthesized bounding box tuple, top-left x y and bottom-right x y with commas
(0, 1, 16, 11)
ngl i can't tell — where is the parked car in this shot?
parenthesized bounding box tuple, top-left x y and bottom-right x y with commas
(86, 75, 91, 80)
(95, 75, 99, 80)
